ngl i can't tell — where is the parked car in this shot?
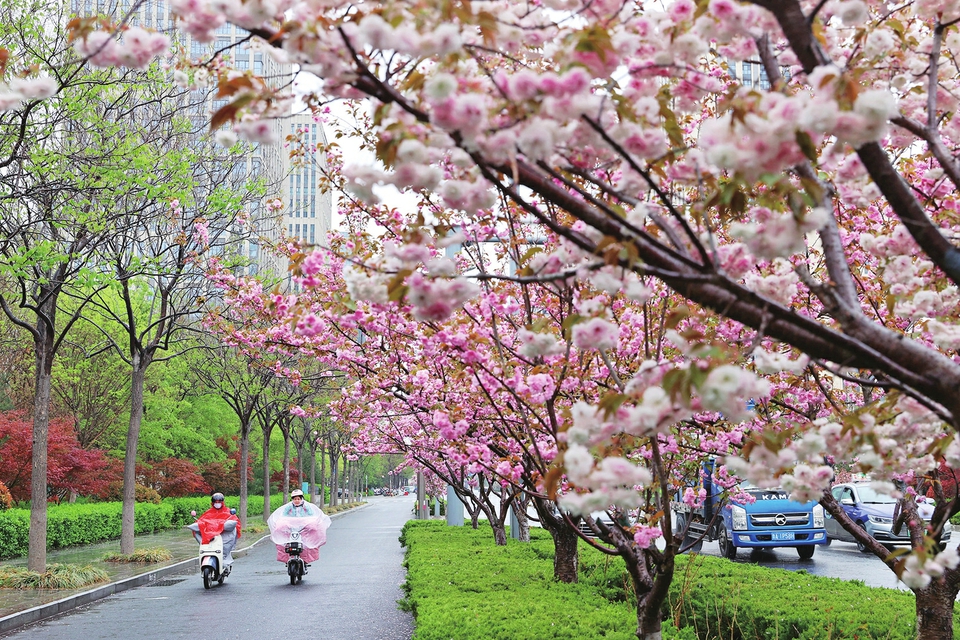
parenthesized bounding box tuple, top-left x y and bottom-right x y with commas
(826, 482, 951, 552)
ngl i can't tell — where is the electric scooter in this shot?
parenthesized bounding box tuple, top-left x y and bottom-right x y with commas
(186, 509, 238, 589)
(283, 527, 307, 585)
(267, 506, 330, 586)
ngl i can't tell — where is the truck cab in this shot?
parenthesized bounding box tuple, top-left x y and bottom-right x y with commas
(673, 460, 827, 560)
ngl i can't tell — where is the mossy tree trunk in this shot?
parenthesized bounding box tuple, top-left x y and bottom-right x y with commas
(533, 496, 580, 583)
(915, 578, 960, 640)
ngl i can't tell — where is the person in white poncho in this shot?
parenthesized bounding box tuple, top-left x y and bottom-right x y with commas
(267, 489, 331, 564)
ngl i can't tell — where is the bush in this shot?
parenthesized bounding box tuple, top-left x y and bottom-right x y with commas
(0, 481, 13, 510)
(0, 493, 280, 560)
(400, 521, 960, 640)
(0, 509, 29, 558)
(0, 563, 110, 589)
(401, 521, 641, 639)
(102, 547, 173, 563)
(662, 554, 960, 640)
(102, 482, 162, 504)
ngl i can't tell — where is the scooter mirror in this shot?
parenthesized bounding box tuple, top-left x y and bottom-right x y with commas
(190, 510, 197, 516)
(230, 508, 237, 515)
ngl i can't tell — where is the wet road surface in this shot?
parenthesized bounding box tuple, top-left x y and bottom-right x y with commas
(1, 497, 415, 640)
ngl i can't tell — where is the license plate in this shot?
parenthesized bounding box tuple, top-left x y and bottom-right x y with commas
(772, 532, 794, 541)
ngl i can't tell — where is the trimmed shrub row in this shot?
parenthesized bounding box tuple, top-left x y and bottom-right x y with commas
(0, 495, 278, 560)
(400, 521, 960, 640)
(401, 521, 650, 640)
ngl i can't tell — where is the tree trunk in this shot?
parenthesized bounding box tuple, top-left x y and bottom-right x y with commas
(553, 525, 580, 582)
(627, 546, 675, 640)
(27, 339, 53, 572)
(347, 461, 353, 502)
(533, 497, 579, 583)
(262, 431, 271, 522)
(515, 507, 530, 541)
(239, 424, 250, 526)
(329, 450, 339, 507)
(635, 590, 664, 640)
(120, 360, 147, 555)
(309, 444, 317, 503)
(491, 520, 507, 545)
(296, 438, 304, 492)
(282, 427, 291, 501)
(915, 579, 959, 640)
(319, 440, 326, 506)
(512, 492, 531, 542)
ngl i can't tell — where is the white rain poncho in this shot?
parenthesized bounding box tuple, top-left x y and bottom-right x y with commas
(267, 500, 331, 563)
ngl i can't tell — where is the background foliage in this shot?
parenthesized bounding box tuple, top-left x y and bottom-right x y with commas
(0, 493, 278, 560)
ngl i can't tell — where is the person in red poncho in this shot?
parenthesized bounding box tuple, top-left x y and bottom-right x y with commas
(196, 492, 241, 565)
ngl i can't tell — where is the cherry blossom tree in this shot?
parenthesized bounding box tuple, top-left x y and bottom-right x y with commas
(15, 0, 960, 635)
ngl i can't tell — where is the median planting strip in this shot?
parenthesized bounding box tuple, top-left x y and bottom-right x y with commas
(400, 521, 960, 639)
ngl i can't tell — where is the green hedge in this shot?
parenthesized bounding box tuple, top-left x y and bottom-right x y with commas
(663, 554, 960, 640)
(401, 521, 648, 639)
(401, 521, 960, 640)
(0, 494, 278, 560)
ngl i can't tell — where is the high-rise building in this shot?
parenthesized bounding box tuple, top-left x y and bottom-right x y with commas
(72, 0, 332, 283)
(278, 110, 333, 290)
(284, 111, 333, 247)
(728, 60, 791, 90)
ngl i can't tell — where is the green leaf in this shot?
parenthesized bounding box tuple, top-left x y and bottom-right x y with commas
(561, 313, 584, 340)
(795, 130, 819, 163)
(597, 392, 628, 418)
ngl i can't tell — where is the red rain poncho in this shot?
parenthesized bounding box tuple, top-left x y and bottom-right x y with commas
(196, 505, 242, 544)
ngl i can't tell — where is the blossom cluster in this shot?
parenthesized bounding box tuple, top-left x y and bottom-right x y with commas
(901, 547, 960, 589)
(75, 27, 170, 70)
(0, 76, 58, 111)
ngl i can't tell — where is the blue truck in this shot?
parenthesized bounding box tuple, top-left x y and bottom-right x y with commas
(672, 460, 828, 559)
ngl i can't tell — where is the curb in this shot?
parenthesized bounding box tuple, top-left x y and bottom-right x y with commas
(0, 503, 370, 636)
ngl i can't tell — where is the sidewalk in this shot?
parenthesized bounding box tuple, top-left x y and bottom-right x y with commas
(0, 502, 369, 632)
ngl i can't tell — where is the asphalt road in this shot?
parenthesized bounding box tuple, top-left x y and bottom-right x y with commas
(694, 536, 948, 590)
(2, 496, 415, 640)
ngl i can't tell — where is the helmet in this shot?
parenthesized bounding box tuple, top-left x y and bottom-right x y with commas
(211, 492, 225, 504)
(291, 489, 304, 499)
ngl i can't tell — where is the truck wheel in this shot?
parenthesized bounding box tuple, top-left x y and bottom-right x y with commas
(797, 545, 815, 560)
(718, 527, 737, 559)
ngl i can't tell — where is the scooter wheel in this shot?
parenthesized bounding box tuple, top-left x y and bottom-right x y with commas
(202, 566, 214, 589)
